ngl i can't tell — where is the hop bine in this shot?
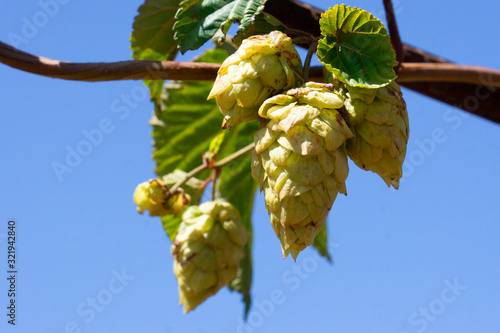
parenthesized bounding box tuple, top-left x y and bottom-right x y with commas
(171, 200, 249, 312)
(328, 74, 409, 189)
(208, 31, 303, 129)
(252, 82, 353, 260)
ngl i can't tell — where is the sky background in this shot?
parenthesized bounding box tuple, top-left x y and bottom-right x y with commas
(0, 1, 499, 332)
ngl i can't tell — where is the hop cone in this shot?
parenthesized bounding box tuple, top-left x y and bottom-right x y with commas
(207, 31, 303, 129)
(133, 180, 190, 216)
(329, 74, 409, 189)
(171, 200, 249, 313)
(251, 82, 353, 260)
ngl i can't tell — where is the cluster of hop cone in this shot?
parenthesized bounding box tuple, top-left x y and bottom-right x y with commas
(134, 31, 409, 312)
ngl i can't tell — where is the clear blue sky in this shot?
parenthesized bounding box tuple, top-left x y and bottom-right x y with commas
(1, 1, 499, 332)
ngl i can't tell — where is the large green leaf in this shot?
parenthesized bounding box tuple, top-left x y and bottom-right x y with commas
(312, 223, 332, 262)
(131, 0, 181, 100)
(317, 4, 397, 88)
(174, 0, 268, 53)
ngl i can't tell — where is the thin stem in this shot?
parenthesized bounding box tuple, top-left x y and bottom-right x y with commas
(213, 143, 255, 167)
(170, 143, 255, 194)
(383, 0, 405, 64)
(292, 37, 312, 45)
(285, 27, 315, 39)
(302, 40, 318, 81)
(211, 170, 217, 201)
(170, 164, 208, 194)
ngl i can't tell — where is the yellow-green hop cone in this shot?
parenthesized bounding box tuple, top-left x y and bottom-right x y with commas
(133, 180, 169, 216)
(251, 82, 353, 260)
(327, 74, 409, 189)
(207, 31, 303, 129)
(171, 200, 249, 313)
(133, 180, 190, 216)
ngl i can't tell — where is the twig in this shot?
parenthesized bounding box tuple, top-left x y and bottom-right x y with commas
(0, 40, 220, 82)
(302, 40, 318, 81)
(383, 0, 405, 64)
(170, 143, 255, 194)
(397, 63, 500, 87)
(211, 170, 217, 201)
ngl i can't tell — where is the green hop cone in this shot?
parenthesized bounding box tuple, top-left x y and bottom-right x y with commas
(251, 82, 353, 260)
(327, 74, 409, 189)
(133, 180, 190, 216)
(171, 200, 249, 313)
(207, 31, 303, 129)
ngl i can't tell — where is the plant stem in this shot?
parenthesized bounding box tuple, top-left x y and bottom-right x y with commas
(302, 40, 318, 81)
(383, 0, 405, 64)
(211, 170, 217, 201)
(170, 143, 255, 194)
(291, 37, 311, 45)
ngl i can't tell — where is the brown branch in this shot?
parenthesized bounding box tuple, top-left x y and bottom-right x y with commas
(383, 0, 405, 63)
(397, 63, 500, 87)
(0, 41, 219, 82)
(2, 41, 500, 88)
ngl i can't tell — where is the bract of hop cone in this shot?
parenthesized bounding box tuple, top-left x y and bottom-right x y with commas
(171, 200, 249, 313)
(208, 31, 303, 129)
(252, 82, 353, 260)
(327, 74, 409, 189)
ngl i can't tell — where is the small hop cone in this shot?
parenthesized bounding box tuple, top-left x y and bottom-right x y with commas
(133, 180, 190, 216)
(328, 74, 409, 189)
(208, 31, 303, 129)
(171, 200, 249, 313)
(252, 82, 353, 260)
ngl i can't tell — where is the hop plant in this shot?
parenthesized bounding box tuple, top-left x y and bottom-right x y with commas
(133, 180, 190, 216)
(171, 200, 249, 313)
(207, 31, 303, 129)
(252, 82, 354, 260)
(327, 74, 409, 189)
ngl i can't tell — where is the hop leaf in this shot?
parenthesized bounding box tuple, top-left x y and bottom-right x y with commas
(317, 5, 397, 88)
